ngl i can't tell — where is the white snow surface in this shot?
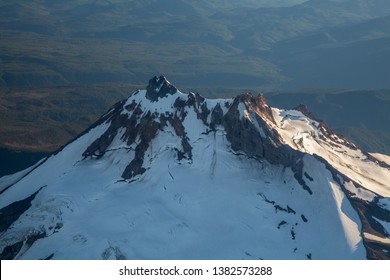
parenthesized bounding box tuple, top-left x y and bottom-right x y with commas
(0, 88, 387, 260)
(378, 198, 390, 211)
(364, 233, 390, 245)
(272, 108, 390, 198)
(370, 153, 390, 165)
(0, 159, 44, 193)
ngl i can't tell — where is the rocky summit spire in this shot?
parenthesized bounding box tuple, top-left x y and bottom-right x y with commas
(145, 75, 178, 102)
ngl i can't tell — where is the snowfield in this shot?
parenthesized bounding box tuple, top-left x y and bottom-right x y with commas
(272, 108, 390, 198)
(370, 153, 390, 166)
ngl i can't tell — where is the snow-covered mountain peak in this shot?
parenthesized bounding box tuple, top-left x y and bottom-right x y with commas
(1, 77, 389, 260)
(145, 75, 179, 102)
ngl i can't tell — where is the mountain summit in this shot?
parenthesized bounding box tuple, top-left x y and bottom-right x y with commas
(1, 76, 389, 260)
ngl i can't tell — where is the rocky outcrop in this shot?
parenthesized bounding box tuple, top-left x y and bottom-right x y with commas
(0, 187, 44, 232)
(82, 100, 129, 158)
(0, 231, 46, 260)
(223, 96, 266, 159)
(294, 104, 319, 122)
(122, 112, 162, 179)
(222, 94, 308, 194)
(241, 93, 275, 124)
(145, 75, 178, 102)
(0, 186, 48, 259)
(83, 76, 194, 180)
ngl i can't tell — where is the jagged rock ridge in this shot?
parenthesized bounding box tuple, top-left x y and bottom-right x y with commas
(83, 76, 305, 182)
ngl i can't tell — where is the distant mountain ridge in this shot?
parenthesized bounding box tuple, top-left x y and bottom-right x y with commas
(1, 0, 390, 88)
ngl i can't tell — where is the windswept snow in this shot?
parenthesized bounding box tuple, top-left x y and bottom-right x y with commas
(344, 181, 376, 202)
(364, 233, 390, 245)
(328, 181, 363, 250)
(0, 121, 111, 207)
(378, 198, 390, 211)
(272, 108, 390, 197)
(370, 153, 390, 165)
(0, 158, 45, 193)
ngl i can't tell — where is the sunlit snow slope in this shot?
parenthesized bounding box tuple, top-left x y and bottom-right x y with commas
(1, 76, 389, 260)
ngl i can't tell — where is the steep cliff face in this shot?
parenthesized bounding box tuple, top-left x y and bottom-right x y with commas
(0, 76, 389, 260)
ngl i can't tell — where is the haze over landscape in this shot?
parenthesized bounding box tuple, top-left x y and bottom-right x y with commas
(1, 0, 390, 260)
(2, 0, 390, 88)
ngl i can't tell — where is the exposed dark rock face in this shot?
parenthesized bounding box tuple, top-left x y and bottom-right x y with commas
(199, 102, 210, 125)
(353, 198, 390, 260)
(122, 113, 164, 179)
(223, 97, 265, 159)
(0, 240, 23, 260)
(278, 220, 287, 229)
(287, 206, 296, 215)
(0, 187, 44, 232)
(145, 75, 178, 102)
(221, 94, 312, 195)
(43, 253, 54, 260)
(0, 186, 48, 259)
(82, 100, 129, 158)
(258, 192, 276, 205)
(294, 104, 319, 122)
(185, 92, 212, 126)
(304, 172, 314, 182)
(101, 246, 126, 260)
(82, 122, 120, 158)
(210, 103, 224, 130)
(291, 229, 296, 240)
(366, 153, 390, 169)
(241, 93, 275, 123)
(83, 77, 193, 180)
(0, 230, 46, 260)
(365, 240, 390, 260)
(292, 159, 313, 195)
